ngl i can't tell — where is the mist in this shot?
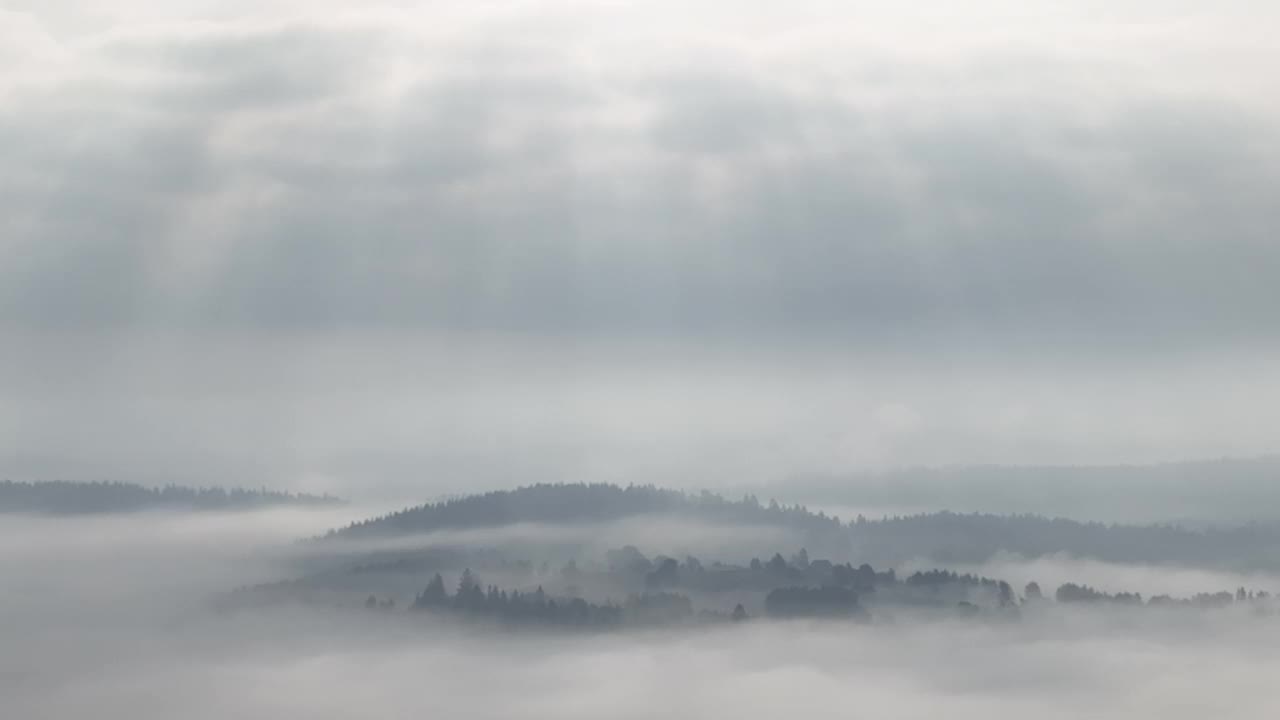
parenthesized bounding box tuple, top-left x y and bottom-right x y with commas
(7, 508, 1280, 720)
(16, 611, 1280, 719)
(7, 337, 1280, 513)
(6, 0, 1280, 716)
(905, 553, 1280, 603)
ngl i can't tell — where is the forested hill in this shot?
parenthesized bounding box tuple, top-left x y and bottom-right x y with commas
(0, 480, 344, 514)
(323, 483, 1280, 572)
(326, 483, 843, 540)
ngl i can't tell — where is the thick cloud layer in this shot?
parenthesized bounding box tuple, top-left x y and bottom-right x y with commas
(3, 1, 1279, 494)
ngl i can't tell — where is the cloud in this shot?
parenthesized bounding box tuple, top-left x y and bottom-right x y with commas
(3, 1, 1280, 489)
(3, 1, 1280, 345)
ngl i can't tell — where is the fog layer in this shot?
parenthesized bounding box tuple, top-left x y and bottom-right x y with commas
(7, 508, 1280, 719)
(5, 510, 1278, 719)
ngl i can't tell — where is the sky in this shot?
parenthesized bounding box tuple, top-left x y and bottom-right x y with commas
(3, 1, 1279, 501)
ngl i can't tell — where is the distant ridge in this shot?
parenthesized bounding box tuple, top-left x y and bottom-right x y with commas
(0, 479, 344, 514)
(779, 455, 1280, 523)
(322, 482, 1280, 573)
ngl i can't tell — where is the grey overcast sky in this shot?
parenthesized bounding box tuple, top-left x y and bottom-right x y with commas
(2, 1, 1279, 500)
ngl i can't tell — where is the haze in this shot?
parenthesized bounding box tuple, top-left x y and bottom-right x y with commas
(4, 2, 1280, 718)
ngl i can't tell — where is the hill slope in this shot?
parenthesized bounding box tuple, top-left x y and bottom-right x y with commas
(323, 483, 1280, 572)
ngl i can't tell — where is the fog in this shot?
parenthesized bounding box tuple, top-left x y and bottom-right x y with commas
(6, 338, 1280, 511)
(6, 1, 1280, 715)
(6, 509, 1280, 719)
(906, 553, 1280, 603)
(16, 610, 1280, 719)
(0, 506, 368, 621)
(305, 516, 804, 565)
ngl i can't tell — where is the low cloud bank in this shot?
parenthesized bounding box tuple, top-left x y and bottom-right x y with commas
(6, 510, 1280, 719)
(10, 602, 1279, 719)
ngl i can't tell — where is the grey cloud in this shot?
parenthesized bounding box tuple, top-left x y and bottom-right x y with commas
(4, 14, 1280, 347)
(647, 72, 836, 156)
(3, 2, 1280, 489)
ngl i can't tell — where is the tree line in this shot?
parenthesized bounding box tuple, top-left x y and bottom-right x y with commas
(403, 570, 696, 628)
(344, 547, 1279, 631)
(0, 479, 343, 514)
(320, 482, 1280, 573)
